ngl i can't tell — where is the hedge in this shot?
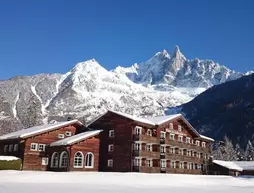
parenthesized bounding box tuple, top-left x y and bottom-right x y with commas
(0, 159, 22, 170)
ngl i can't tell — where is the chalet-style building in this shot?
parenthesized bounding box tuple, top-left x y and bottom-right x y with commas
(0, 120, 101, 171)
(87, 110, 214, 174)
(209, 160, 254, 176)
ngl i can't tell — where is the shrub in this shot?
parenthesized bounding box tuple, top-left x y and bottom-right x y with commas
(0, 159, 22, 170)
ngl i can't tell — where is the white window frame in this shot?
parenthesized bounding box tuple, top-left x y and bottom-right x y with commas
(160, 159, 166, 168)
(170, 133, 175, 140)
(169, 123, 174, 130)
(201, 142, 206, 147)
(133, 158, 141, 166)
(178, 135, 183, 142)
(4, 145, 8, 153)
(180, 162, 184, 169)
(109, 130, 115, 138)
(187, 162, 192, 170)
(14, 144, 19, 152)
(85, 152, 94, 168)
(196, 140, 200, 146)
(108, 144, 114, 152)
(38, 144, 46, 152)
(51, 152, 59, 168)
(160, 131, 166, 139)
(65, 131, 72, 137)
(170, 147, 175, 154)
(8, 144, 13, 152)
(135, 126, 142, 135)
(147, 129, 152, 136)
(146, 144, 152, 152)
(30, 143, 38, 151)
(59, 151, 68, 168)
(107, 159, 113, 167)
(42, 157, 49, 166)
(134, 142, 141, 151)
(73, 151, 84, 168)
(58, 134, 65, 139)
(160, 146, 166, 154)
(170, 161, 176, 169)
(178, 125, 182, 132)
(146, 159, 153, 167)
(186, 137, 191, 143)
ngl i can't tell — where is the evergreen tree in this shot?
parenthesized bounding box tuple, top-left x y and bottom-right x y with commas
(245, 141, 254, 161)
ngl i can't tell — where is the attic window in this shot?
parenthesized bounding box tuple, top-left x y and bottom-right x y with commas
(135, 126, 142, 135)
(178, 125, 182, 132)
(201, 142, 206, 148)
(169, 123, 173, 130)
(65, 131, 72, 137)
(147, 129, 152, 136)
(58, 134, 65, 139)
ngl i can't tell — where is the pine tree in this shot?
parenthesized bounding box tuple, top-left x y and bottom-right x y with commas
(245, 141, 254, 161)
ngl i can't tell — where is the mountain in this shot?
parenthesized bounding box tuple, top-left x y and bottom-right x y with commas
(114, 46, 244, 89)
(0, 46, 252, 137)
(168, 73, 254, 146)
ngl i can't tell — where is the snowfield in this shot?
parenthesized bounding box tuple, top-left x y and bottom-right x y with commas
(0, 171, 254, 193)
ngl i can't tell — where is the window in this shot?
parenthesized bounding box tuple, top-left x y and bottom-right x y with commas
(146, 144, 152, 152)
(170, 161, 176, 168)
(51, 152, 59, 168)
(147, 129, 152, 136)
(170, 147, 175, 154)
(65, 131, 72, 137)
(179, 149, 184, 155)
(4, 145, 8, 153)
(133, 158, 141, 166)
(108, 144, 114, 152)
(197, 152, 200, 158)
(195, 140, 200, 146)
(42, 157, 49, 166)
(146, 159, 153, 167)
(109, 130, 115, 138)
(170, 133, 175, 140)
(186, 137, 191, 143)
(187, 150, 191, 157)
(85, 152, 94, 168)
(160, 159, 166, 168)
(74, 151, 84, 168)
(8, 144, 13, 152)
(58, 134, 65, 139)
(180, 162, 184, 169)
(107, 159, 113, 167)
(187, 163, 192, 170)
(169, 123, 173, 130)
(160, 131, 166, 139)
(134, 143, 141, 151)
(201, 142, 206, 147)
(30, 143, 38, 151)
(14, 144, 18, 152)
(135, 126, 142, 135)
(178, 135, 183, 142)
(178, 125, 182, 132)
(59, 151, 68, 168)
(38, 144, 46, 152)
(160, 146, 166, 154)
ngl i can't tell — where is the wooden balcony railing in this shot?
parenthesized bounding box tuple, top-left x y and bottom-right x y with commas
(133, 134, 160, 144)
(133, 150, 160, 159)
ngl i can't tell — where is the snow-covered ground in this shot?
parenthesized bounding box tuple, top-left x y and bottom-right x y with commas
(0, 171, 254, 193)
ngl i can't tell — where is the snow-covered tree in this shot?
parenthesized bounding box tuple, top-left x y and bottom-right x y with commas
(245, 141, 254, 161)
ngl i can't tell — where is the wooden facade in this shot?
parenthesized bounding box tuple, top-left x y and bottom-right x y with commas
(88, 111, 213, 174)
(0, 121, 100, 172)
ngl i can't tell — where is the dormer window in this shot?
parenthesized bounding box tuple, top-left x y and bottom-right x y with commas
(147, 129, 152, 136)
(178, 125, 182, 132)
(135, 126, 142, 135)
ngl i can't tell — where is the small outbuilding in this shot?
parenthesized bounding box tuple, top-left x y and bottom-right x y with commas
(210, 160, 254, 176)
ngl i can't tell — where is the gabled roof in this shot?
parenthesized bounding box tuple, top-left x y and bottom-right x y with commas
(86, 110, 214, 141)
(213, 160, 254, 172)
(50, 130, 102, 147)
(0, 120, 83, 140)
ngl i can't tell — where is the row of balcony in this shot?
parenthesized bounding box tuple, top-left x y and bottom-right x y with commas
(132, 150, 208, 163)
(133, 166, 202, 174)
(133, 134, 210, 153)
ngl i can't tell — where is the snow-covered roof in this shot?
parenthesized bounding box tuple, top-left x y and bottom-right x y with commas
(50, 130, 102, 147)
(213, 160, 254, 171)
(0, 120, 83, 140)
(0, 156, 20, 161)
(200, 134, 215, 142)
(145, 114, 181, 125)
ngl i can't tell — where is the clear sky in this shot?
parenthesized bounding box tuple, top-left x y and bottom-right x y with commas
(0, 0, 254, 80)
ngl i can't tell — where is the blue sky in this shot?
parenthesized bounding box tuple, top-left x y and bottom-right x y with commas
(0, 0, 254, 79)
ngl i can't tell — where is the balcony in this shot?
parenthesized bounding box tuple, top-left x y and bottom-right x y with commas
(133, 134, 160, 144)
(133, 150, 160, 159)
(133, 166, 161, 173)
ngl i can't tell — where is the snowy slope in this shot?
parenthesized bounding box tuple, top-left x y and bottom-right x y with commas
(0, 171, 254, 193)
